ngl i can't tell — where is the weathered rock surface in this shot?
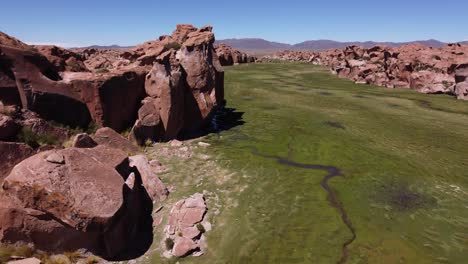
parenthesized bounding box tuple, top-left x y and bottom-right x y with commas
(215, 43, 256, 66)
(131, 25, 225, 144)
(164, 193, 208, 258)
(261, 43, 468, 99)
(2, 24, 226, 143)
(0, 142, 34, 181)
(0, 35, 146, 131)
(93, 127, 139, 154)
(0, 145, 153, 259)
(454, 64, 468, 100)
(35, 45, 88, 72)
(129, 154, 168, 202)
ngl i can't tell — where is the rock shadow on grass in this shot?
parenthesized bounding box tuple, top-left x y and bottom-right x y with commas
(178, 107, 245, 140)
(323, 121, 346, 130)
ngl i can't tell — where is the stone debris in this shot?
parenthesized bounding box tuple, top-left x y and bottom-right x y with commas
(163, 193, 209, 258)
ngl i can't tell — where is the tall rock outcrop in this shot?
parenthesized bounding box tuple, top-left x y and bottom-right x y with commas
(131, 25, 224, 144)
(1, 24, 225, 141)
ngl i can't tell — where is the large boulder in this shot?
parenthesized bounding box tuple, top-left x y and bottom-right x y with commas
(0, 145, 153, 259)
(93, 127, 139, 154)
(131, 25, 224, 144)
(0, 142, 34, 181)
(129, 154, 168, 202)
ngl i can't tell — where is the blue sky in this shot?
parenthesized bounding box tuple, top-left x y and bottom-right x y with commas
(1, 0, 467, 47)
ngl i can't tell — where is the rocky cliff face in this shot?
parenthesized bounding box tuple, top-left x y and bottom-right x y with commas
(261, 43, 468, 99)
(0, 24, 225, 141)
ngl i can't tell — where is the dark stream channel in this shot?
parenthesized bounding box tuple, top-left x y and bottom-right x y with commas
(249, 146, 356, 264)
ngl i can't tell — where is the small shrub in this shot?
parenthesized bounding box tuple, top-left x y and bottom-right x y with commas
(442, 80, 453, 88)
(144, 139, 153, 147)
(67, 61, 82, 72)
(164, 42, 182, 51)
(63, 251, 82, 262)
(0, 244, 34, 263)
(196, 223, 206, 233)
(45, 255, 71, 264)
(17, 128, 59, 148)
(95, 68, 109, 74)
(85, 122, 99, 134)
(165, 238, 174, 250)
(84, 256, 100, 264)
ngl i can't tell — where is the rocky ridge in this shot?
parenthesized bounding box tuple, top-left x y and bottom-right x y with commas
(214, 43, 256, 66)
(261, 43, 468, 99)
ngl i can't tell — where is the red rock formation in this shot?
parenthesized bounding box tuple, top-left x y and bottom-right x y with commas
(0, 145, 154, 259)
(215, 43, 256, 66)
(0, 142, 34, 181)
(1, 24, 226, 141)
(131, 25, 225, 144)
(164, 193, 208, 258)
(454, 64, 468, 99)
(261, 43, 468, 99)
(0, 37, 147, 130)
(35, 45, 88, 72)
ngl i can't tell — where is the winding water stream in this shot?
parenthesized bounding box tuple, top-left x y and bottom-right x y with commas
(249, 146, 356, 264)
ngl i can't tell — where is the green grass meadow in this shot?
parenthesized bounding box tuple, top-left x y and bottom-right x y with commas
(146, 63, 468, 264)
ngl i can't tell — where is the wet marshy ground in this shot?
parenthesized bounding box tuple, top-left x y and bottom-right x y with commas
(145, 63, 468, 264)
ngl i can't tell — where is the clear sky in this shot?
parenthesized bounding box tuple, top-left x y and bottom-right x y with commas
(1, 0, 467, 47)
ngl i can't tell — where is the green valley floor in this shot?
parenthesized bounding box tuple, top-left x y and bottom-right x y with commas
(145, 63, 468, 264)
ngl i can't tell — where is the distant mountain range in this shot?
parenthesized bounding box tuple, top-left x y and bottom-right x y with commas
(74, 45, 134, 50)
(215, 38, 468, 52)
(74, 39, 468, 52)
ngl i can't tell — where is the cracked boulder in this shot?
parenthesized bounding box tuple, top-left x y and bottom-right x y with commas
(0, 145, 154, 259)
(163, 193, 208, 258)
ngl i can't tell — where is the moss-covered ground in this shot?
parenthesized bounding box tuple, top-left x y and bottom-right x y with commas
(145, 63, 468, 264)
